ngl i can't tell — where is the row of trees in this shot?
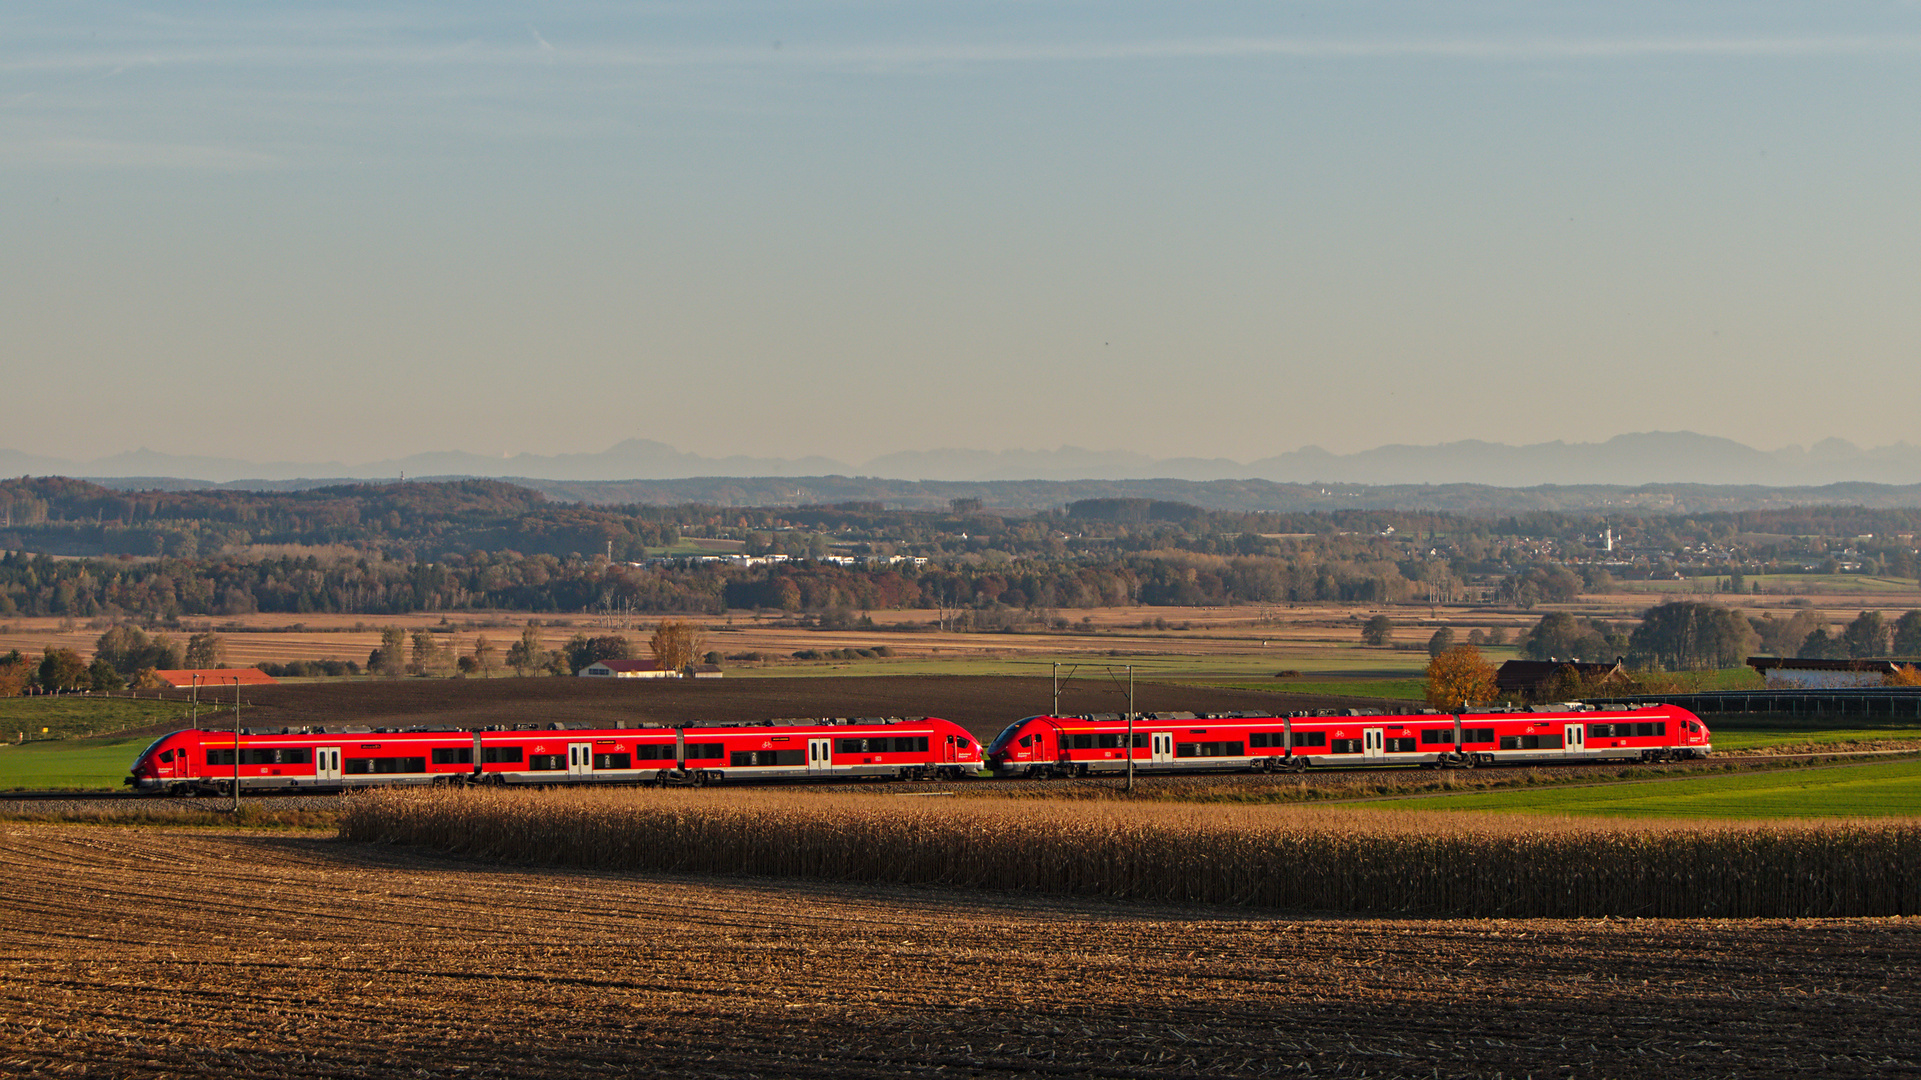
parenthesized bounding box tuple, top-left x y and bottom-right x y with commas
(1515, 605, 1921, 670)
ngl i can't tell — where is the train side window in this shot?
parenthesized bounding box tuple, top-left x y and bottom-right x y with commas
(1498, 736, 1521, 750)
(481, 747, 525, 764)
(1018, 736, 1033, 748)
(1383, 738, 1416, 753)
(527, 754, 566, 771)
(1419, 729, 1454, 745)
(1290, 732, 1326, 748)
(1328, 739, 1362, 754)
(207, 749, 235, 766)
(1589, 724, 1615, 738)
(1459, 728, 1495, 744)
(431, 747, 474, 765)
(157, 749, 174, 762)
(594, 753, 634, 769)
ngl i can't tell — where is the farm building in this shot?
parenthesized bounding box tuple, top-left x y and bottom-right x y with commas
(1494, 659, 1627, 698)
(1745, 656, 1902, 689)
(149, 669, 279, 690)
(578, 659, 673, 679)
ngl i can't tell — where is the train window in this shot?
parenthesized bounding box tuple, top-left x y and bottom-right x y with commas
(893, 737, 930, 753)
(835, 738, 870, 754)
(481, 747, 524, 764)
(1460, 728, 1495, 744)
(1132, 733, 1149, 748)
(345, 756, 427, 775)
(1095, 734, 1121, 749)
(207, 749, 235, 766)
(594, 753, 633, 770)
(158, 749, 174, 762)
(1018, 736, 1033, 748)
(432, 748, 474, 765)
(527, 755, 566, 771)
(683, 743, 724, 760)
(1290, 732, 1327, 748)
(634, 745, 674, 760)
(1383, 738, 1417, 753)
(1328, 739, 1362, 754)
(1419, 730, 1455, 745)
(729, 750, 804, 767)
(1070, 734, 1093, 750)
(1637, 723, 1666, 737)
(1175, 741, 1245, 758)
(1499, 735, 1563, 751)
(1687, 721, 1700, 733)
(1589, 724, 1615, 738)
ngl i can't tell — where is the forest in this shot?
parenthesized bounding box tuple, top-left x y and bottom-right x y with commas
(0, 477, 1917, 621)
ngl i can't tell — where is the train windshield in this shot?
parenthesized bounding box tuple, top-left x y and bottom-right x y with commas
(131, 735, 170, 769)
(985, 720, 1037, 756)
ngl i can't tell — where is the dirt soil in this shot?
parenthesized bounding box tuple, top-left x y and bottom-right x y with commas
(142, 675, 1405, 744)
(1, 825, 1915, 1079)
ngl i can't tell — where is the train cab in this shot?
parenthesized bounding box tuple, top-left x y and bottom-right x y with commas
(126, 730, 205, 794)
(985, 717, 1057, 777)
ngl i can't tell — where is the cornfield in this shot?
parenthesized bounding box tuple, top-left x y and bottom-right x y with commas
(340, 787, 1921, 918)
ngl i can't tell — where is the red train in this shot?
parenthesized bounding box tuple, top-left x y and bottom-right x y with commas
(984, 704, 1710, 778)
(125, 704, 1710, 794)
(126, 717, 983, 796)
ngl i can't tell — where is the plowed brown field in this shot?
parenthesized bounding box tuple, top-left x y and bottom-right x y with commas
(2, 825, 1917, 1078)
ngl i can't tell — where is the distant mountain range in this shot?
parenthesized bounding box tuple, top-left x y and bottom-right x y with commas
(9, 432, 1921, 488)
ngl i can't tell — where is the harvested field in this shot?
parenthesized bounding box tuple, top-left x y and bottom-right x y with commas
(343, 788, 1921, 918)
(2, 825, 1918, 1079)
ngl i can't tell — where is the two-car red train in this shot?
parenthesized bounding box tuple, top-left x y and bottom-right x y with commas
(125, 704, 1710, 795)
(983, 704, 1710, 778)
(127, 717, 983, 796)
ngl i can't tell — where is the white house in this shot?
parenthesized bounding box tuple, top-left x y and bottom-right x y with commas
(578, 659, 673, 679)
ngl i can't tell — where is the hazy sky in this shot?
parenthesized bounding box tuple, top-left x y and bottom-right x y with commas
(6, 2, 1921, 465)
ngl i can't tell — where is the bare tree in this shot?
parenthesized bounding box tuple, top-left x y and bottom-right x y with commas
(649, 619, 706, 675)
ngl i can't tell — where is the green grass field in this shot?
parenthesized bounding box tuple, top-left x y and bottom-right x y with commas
(1711, 723, 1921, 751)
(1619, 574, 1919, 595)
(0, 697, 202, 740)
(1379, 757, 1921, 818)
(0, 736, 149, 791)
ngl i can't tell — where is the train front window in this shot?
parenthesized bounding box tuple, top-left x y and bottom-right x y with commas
(986, 722, 1032, 756)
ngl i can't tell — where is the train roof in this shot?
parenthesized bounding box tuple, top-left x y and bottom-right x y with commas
(185, 716, 945, 738)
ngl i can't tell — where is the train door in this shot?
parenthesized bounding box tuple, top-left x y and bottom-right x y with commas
(808, 738, 833, 774)
(1565, 723, 1586, 758)
(1150, 732, 1174, 765)
(315, 747, 342, 783)
(568, 742, 593, 778)
(1363, 728, 1385, 760)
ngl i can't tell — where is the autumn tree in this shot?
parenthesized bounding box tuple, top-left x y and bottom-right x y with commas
(505, 626, 542, 676)
(1886, 664, 1921, 687)
(371, 626, 407, 677)
(1424, 644, 1498, 713)
(473, 634, 497, 677)
(1427, 627, 1455, 658)
(649, 619, 706, 675)
(185, 632, 225, 669)
(0, 650, 29, 698)
(1842, 611, 1889, 659)
(1893, 610, 1921, 656)
(38, 647, 88, 692)
(1361, 615, 1394, 646)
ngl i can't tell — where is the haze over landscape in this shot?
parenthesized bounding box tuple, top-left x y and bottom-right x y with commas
(7, 2, 1921, 480)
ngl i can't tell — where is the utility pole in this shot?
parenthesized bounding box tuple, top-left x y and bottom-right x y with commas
(1052, 662, 1059, 716)
(1126, 664, 1135, 793)
(231, 677, 241, 813)
(189, 673, 199, 731)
